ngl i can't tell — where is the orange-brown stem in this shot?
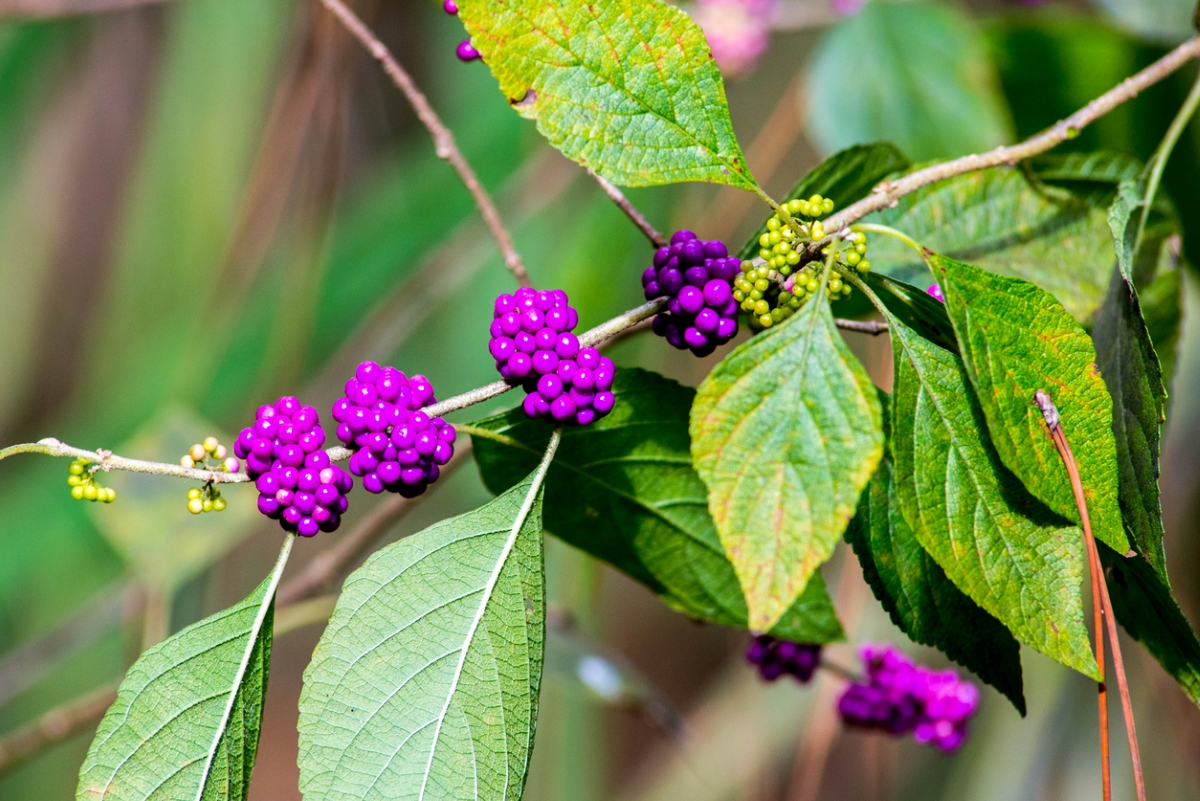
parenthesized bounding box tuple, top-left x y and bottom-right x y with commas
(1035, 390, 1145, 801)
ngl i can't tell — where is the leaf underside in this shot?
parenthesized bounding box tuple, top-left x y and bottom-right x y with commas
(457, 0, 755, 190)
(297, 465, 550, 801)
(467, 367, 844, 644)
(933, 254, 1129, 556)
(77, 563, 281, 801)
(886, 313, 1097, 679)
(691, 286, 883, 632)
(847, 456, 1026, 713)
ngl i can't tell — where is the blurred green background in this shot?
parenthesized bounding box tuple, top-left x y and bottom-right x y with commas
(0, 0, 1198, 798)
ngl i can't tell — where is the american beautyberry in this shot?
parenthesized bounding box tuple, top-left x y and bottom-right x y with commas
(746, 635, 821, 683)
(644, 229, 739, 356)
(333, 361, 455, 498)
(836, 644, 979, 752)
(236, 397, 346, 536)
(67, 458, 115, 504)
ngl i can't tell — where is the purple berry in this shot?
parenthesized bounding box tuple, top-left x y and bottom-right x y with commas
(644, 231, 739, 354)
(456, 39, 480, 61)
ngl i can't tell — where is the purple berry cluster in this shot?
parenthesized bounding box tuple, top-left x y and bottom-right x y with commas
(443, 0, 481, 61)
(746, 635, 822, 683)
(837, 644, 979, 752)
(236, 398, 350, 537)
(488, 288, 614, 426)
(644, 230, 740, 357)
(333, 361, 456, 498)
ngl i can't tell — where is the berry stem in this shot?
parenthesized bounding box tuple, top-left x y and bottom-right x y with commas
(795, 36, 1200, 260)
(314, 0, 532, 288)
(1136, 68, 1200, 258)
(850, 223, 924, 258)
(1033, 391, 1145, 801)
(589, 171, 667, 248)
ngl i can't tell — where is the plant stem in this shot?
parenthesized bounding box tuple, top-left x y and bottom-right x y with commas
(315, 0, 531, 288)
(1033, 390, 1145, 801)
(589, 172, 666, 247)
(1137, 68, 1200, 252)
(797, 36, 1200, 256)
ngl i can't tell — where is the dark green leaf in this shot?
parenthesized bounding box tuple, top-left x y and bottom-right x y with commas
(466, 368, 843, 644)
(737, 143, 910, 260)
(806, 1, 1012, 161)
(1092, 266, 1169, 582)
(1102, 543, 1200, 707)
(1140, 266, 1182, 388)
(884, 311, 1097, 678)
(847, 457, 1026, 713)
(862, 272, 957, 354)
(77, 539, 289, 801)
(1032, 151, 1142, 186)
(298, 444, 555, 801)
(865, 167, 1118, 323)
(692, 285, 883, 631)
(457, 0, 756, 189)
(932, 254, 1129, 555)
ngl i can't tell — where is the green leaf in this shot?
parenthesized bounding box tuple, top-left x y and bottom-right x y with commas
(864, 167, 1118, 323)
(862, 272, 957, 355)
(77, 537, 291, 801)
(1140, 266, 1182, 389)
(691, 285, 883, 631)
(297, 436, 559, 801)
(457, 0, 755, 190)
(465, 368, 843, 644)
(847, 456, 1026, 713)
(1092, 267, 1169, 582)
(1032, 151, 1142, 186)
(736, 143, 910, 260)
(1092, 0, 1196, 43)
(884, 311, 1097, 678)
(1102, 543, 1200, 708)
(932, 254, 1129, 555)
(806, 1, 1012, 162)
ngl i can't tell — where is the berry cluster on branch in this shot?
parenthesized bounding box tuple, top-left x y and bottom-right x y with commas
(67, 458, 115, 504)
(643, 229, 740, 355)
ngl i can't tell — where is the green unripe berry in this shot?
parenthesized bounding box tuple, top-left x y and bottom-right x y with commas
(741, 260, 754, 272)
(202, 498, 214, 513)
(770, 308, 784, 322)
(759, 233, 771, 248)
(844, 251, 861, 267)
(187, 487, 203, 501)
(759, 314, 774, 328)
(213, 497, 227, 512)
(753, 300, 770, 316)
(767, 231, 782, 245)
(779, 265, 792, 276)
(754, 278, 769, 292)
(821, 198, 834, 214)
(734, 290, 746, 302)
(808, 194, 823, 207)
(188, 498, 204, 515)
(781, 227, 795, 240)
(766, 217, 781, 231)
(807, 280, 819, 292)
(787, 199, 804, 215)
(203, 436, 219, 454)
(759, 249, 771, 261)
(71, 486, 85, 500)
(829, 278, 843, 293)
(741, 299, 756, 312)
(754, 266, 768, 279)
(785, 251, 801, 265)
(855, 242, 867, 255)
(68, 475, 82, 487)
(797, 201, 812, 217)
(857, 259, 871, 273)
(69, 462, 85, 476)
(83, 484, 98, 501)
(102, 488, 116, 503)
(749, 289, 763, 300)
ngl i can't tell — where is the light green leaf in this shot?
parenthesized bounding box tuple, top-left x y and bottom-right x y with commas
(465, 368, 843, 644)
(88, 407, 260, 595)
(932, 254, 1129, 555)
(884, 312, 1097, 678)
(297, 435, 559, 801)
(1093, 0, 1196, 44)
(806, 1, 1012, 162)
(736, 143, 910, 260)
(691, 286, 883, 632)
(847, 455, 1025, 713)
(1102, 543, 1200, 708)
(864, 167, 1119, 323)
(457, 0, 756, 189)
(77, 537, 292, 801)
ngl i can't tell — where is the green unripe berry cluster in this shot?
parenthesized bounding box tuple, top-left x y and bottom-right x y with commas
(187, 485, 227, 515)
(756, 194, 835, 274)
(180, 436, 236, 514)
(67, 458, 115, 503)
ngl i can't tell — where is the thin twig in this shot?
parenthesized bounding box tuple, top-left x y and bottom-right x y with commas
(589, 171, 666, 248)
(800, 35, 1200, 260)
(315, 0, 531, 287)
(1034, 390, 1145, 801)
(834, 319, 887, 336)
(0, 682, 118, 776)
